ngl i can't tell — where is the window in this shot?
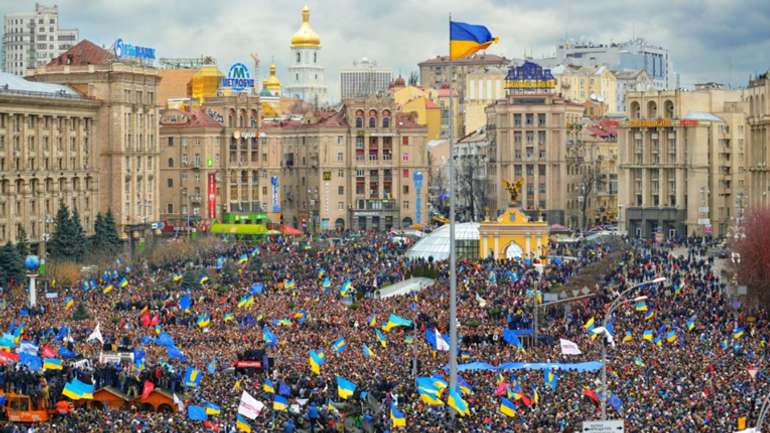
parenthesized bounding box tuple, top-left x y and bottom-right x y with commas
(338, 201, 344, 210)
(338, 186, 344, 195)
(167, 178, 173, 188)
(337, 152, 343, 161)
(402, 169, 409, 178)
(369, 117, 376, 128)
(168, 137, 174, 146)
(296, 52, 300, 63)
(167, 158, 174, 168)
(402, 136, 409, 146)
(167, 203, 173, 213)
(403, 200, 410, 209)
(403, 185, 410, 194)
(314, 52, 317, 63)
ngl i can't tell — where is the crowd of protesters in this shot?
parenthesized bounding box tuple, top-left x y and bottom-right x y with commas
(0, 230, 761, 433)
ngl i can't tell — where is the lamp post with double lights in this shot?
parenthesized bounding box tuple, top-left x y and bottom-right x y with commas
(600, 276, 666, 420)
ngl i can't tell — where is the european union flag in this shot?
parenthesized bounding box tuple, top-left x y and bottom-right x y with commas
(608, 393, 623, 412)
(250, 282, 264, 295)
(187, 405, 208, 421)
(167, 345, 186, 361)
(179, 293, 192, 311)
(279, 382, 291, 397)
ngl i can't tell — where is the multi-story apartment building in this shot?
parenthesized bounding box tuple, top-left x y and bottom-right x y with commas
(419, 53, 508, 136)
(266, 95, 428, 232)
(0, 72, 99, 245)
(618, 88, 748, 239)
(455, 126, 491, 221)
(340, 57, 392, 99)
(3, 3, 79, 76)
(464, 71, 505, 135)
(553, 64, 618, 113)
(158, 93, 271, 227)
(744, 72, 770, 209)
(485, 61, 585, 225)
(27, 40, 161, 236)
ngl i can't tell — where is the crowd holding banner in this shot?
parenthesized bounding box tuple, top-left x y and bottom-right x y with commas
(0, 231, 762, 432)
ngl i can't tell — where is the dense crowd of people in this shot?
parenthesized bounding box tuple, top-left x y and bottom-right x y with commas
(0, 230, 762, 432)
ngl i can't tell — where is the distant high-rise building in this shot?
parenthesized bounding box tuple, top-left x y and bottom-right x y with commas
(3, 3, 79, 76)
(536, 38, 675, 91)
(340, 58, 392, 98)
(285, 5, 327, 107)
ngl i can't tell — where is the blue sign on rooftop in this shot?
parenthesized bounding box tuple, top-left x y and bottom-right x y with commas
(114, 38, 156, 60)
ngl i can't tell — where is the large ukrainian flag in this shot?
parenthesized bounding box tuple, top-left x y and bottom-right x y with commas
(450, 21, 499, 60)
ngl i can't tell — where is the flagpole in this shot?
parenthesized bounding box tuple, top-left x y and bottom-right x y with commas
(447, 12, 458, 400)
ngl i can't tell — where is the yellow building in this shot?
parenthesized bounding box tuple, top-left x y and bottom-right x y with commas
(553, 64, 618, 113)
(391, 84, 441, 140)
(464, 71, 505, 134)
(478, 182, 549, 260)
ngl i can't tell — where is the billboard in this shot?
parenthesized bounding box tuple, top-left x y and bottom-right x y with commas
(114, 38, 155, 60)
(271, 176, 280, 212)
(222, 63, 255, 93)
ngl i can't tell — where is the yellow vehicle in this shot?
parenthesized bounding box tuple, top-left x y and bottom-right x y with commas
(432, 215, 449, 225)
(1, 392, 73, 423)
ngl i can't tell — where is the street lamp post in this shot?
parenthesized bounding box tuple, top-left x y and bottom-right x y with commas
(600, 276, 666, 420)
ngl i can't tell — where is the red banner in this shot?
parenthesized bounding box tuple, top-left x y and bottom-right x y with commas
(207, 173, 217, 219)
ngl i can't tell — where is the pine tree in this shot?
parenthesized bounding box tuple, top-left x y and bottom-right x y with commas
(103, 209, 122, 253)
(70, 208, 87, 261)
(181, 268, 199, 289)
(15, 227, 29, 257)
(72, 302, 89, 321)
(0, 242, 24, 286)
(48, 204, 71, 260)
(221, 261, 238, 286)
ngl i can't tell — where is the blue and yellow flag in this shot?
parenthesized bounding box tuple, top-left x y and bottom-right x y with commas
(635, 300, 648, 312)
(309, 350, 325, 375)
(375, 329, 388, 348)
(644, 310, 656, 321)
(273, 395, 288, 411)
(197, 313, 210, 329)
(362, 343, 375, 359)
(642, 330, 654, 341)
(336, 376, 356, 400)
(224, 312, 234, 322)
(686, 317, 696, 332)
(623, 331, 633, 343)
(263, 379, 275, 394)
(236, 414, 252, 432)
(734, 327, 745, 339)
(118, 277, 128, 288)
(199, 274, 209, 285)
(499, 397, 517, 417)
(332, 336, 346, 353)
(382, 314, 412, 332)
(450, 21, 499, 60)
(184, 367, 201, 387)
(172, 273, 182, 283)
(204, 401, 221, 416)
(238, 254, 249, 264)
(64, 297, 74, 310)
(390, 402, 406, 427)
(447, 387, 470, 416)
(43, 357, 63, 370)
(544, 369, 558, 391)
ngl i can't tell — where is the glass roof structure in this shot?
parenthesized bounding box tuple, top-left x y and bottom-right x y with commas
(405, 223, 480, 261)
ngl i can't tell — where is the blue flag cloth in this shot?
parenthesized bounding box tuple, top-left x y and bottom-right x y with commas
(608, 393, 623, 412)
(187, 405, 208, 421)
(167, 346, 186, 362)
(141, 336, 155, 346)
(207, 359, 217, 375)
(263, 326, 278, 347)
(58, 347, 77, 359)
(279, 382, 292, 397)
(250, 282, 264, 295)
(156, 332, 175, 348)
(20, 352, 42, 371)
(502, 329, 524, 348)
(178, 293, 191, 311)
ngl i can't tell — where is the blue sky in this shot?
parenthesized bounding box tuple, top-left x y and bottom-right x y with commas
(3, 0, 769, 102)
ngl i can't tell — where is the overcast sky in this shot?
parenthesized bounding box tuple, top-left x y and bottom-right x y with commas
(4, 0, 770, 102)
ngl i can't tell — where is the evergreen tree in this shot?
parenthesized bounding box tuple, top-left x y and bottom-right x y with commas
(69, 208, 87, 261)
(221, 261, 238, 286)
(48, 204, 72, 260)
(0, 242, 24, 286)
(103, 209, 122, 253)
(181, 268, 199, 290)
(72, 302, 89, 321)
(15, 227, 29, 257)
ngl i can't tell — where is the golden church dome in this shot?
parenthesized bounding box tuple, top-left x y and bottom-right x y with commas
(262, 64, 281, 94)
(290, 5, 320, 47)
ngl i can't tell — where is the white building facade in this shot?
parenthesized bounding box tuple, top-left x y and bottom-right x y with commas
(340, 57, 392, 98)
(3, 3, 78, 76)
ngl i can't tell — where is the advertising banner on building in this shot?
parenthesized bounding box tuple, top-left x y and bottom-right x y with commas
(207, 173, 217, 219)
(413, 171, 423, 225)
(271, 176, 280, 212)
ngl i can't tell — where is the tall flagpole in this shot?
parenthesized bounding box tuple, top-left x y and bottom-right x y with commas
(447, 12, 458, 397)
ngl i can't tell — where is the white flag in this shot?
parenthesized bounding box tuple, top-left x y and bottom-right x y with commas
(18, 341, 39, 355)
(560, 338, 582, 355)
(435, 329, 450, 352)
(591, 327, 616, 349)
(87, 323, 103, 345)
(173, 393, 185, 412)
(237, 390, 264, 419)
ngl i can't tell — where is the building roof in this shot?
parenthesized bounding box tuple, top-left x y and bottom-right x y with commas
(158, 69, 196, 105)
(160, 109, 222, 129)
(419, 54, 508, 66)
(683, 111, 723, 122)
(291, 5, 321, 47)
(394, 112, 423, 129)
(425, 100, 439, 109)
(48, 39, 115, 66)
(0, 72, 80, 96)
(585, 119, 619, 139)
